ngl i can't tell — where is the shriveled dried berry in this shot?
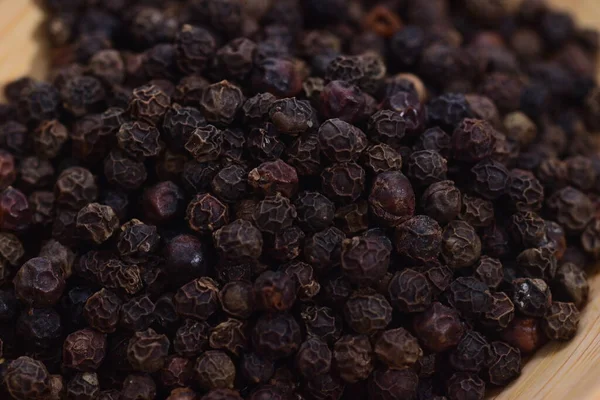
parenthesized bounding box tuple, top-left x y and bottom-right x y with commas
(76, 203, 119, 244)
(248, 160, 299, 198)
(368, 368, 419, 400)
(475, 256, 504, 289)
(63, 328, 107, 372)
(186, 193, 229, 234)
(14, 257, 65, 307)
(341, 235, 390, 286)
(422, 180, 462, 224)
(368, 110, 407, 149)
(542, 302, 580, 341)
(334, 201, 369, 235)
(407, 150, 447, 186)
(84, 289, 122, 333)
(369, 171, 415, 226)
(285, 133, 321, 177)
(214, 220, 263, 262)
(254, 270, 296, 312)
(375, 328, 422, 369)
(512, 278, 552, 317)
(252, 312, 302, 359)
(388, 269, 432, 313)
(253, 193, 297, 235)
(547, 187, 594, 233)
(470, 159, 510, 200)
(295, 337, 331, 379)
(55, 168, 98, 208)
(441, 221, 481, 268)
(413, 302, 464, 352)
(175, 277, 220, 321)
(344, 290, 392, 335)
(517, 247, 557, 279)
(174, 319, 210, 357)
(127, 328, 170, 373)
(553, 263, 589, 308)
(447, 277, 492, 317)
(509, 211, 547, 249)
(334, 334, 373, 383)
(447, 372, 486, 400)
(0, 186, 31, 231)
(104, 151, 148, 190)
(449, 330, 490, 372)
(5, 356, 51, 400)
(200, 81, 245, 127)
(452, 119, 496, 162)
(128, 83, 171, 125)
(67, 372, 100, 400)
(195, 350, 236, 390)
(212, 165, 248, 203)
(322, 162, 366, 204)
(486, 342, 522, 386)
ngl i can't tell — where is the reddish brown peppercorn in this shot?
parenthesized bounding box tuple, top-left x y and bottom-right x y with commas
(334, 334, 374, 383)
(5, 356, 51, 400)
(369, 171, 415, 226)
(127, 328, 170, 373)
(175, 277, 220, 321)
(14, 257, 65, 307)
(63, 328, 107, 371)
(374, 328, 422, 369)
(413, 302, 465, 352)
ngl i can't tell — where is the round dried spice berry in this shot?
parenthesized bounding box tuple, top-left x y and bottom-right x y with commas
(174, 319, 209, 357)
(375, 328, 423, 369)
(200, 80, 244, 127)
(566, 156, 596, 191)
(184, 125, 223, 163)
(486, 342, 522, 386)
(251, 58, 302, 98)
(483, 292, 516, 331)
(17, 81, 61, 123)
(318, 119, 367, 163)
(406, 150, 447, 186)
(0, 186, 31, 231)
(127, 328, 170, 373)
(394, 215, 442, 264)
(459, 194, 494, 228)
(213, 220, 263, 262)
(554, 263, 589, 309)
(340, 236, 390, 286)
(61, 76, 106, 117)
(280, 261, 319, 300)
(368, 368, 419, 400)
(253, 193, 297, 235)
(104, 151, 148, 191)
(470, 159, 510, 200)
(33, 120, 68, 159)
(175, 25, 216, 75)
(63, 328, 107, 372)
(508, 169, 544, 211)
(117, 219, 160, 264)
(321, 162, 366, 204)
(388, 268, 432, 313)
(54, 167, 98, 210)
(160, 355, 193, 388)
(117, 121, 162, 159)
(421, 180, 462, 225)
(254, 270, 296, 312)
(194, 351, 236, 391)
(76, 203, 119, 244)
(14, 257, 65, 307)
(293, 191, 334, 233)
(369, 171, 415, 227)
(512, 278, 552, 317)
(269, 97, 315, 135)
(542, 302, 580, 341)
(243, 92, 276, 125)
(447, 277, 492, 317)
(219, 280, 255, 319)
(335, 201, 369, 235)
(516, 247, 557, 279)
(474, 256, 503, 289)
(252, 312, 302, 359)
(368, 110, 407, 149)
(128, 83, 171, 125)
(360, 143, 403, 174)
(441, 221, 481, 268)
(66, 372, 100, 400)
(5, 356, 51, 400)
(501, 317, 544, 354)
(333, 334, 373, 383)
(84, 289, 122, 333)
(427, 93, 473, 130)
(547, 187, 594, 234)
(449, 330, 490, 372)
(413, 302, 465, 352)
(451, 118, 496, 162)
(174, 277, 220, 321)
(343, 291, 392, 335)
(285, 133, 321, 177)
(447, 372, 485, 400)
(509, 211, 547, 249)
(319, 80, 366, 123)
(303, 226, 345, 271)
(248, 160, 299, 198)
(186, 193, 229, 235)
(295, 337, 332, 379)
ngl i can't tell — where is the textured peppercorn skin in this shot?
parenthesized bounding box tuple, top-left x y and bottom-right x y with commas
(4, 356, 52, 400)
(369, 171, 416, 227)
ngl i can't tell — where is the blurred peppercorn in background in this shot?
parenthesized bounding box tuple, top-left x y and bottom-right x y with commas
(0, 0, 598, 399)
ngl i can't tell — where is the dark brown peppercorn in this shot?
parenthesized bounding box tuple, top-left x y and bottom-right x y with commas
(547, 186, 594, 234)
(252, 312, 302, 359)
(322, 162, 366, 204)
(195, 350, 236, 390)
(407, 150, 447, 186)
(447, 372, 486, 400)
(174, 277, 220, 321)
(174, 319, 209, 358)
(502, 317, 544, 354)
(254, 270, 296, 312)
(333, 334, 374, 383)
(512, 278, 552, 317)
(388, 268, 432, 313)
(209, 318, 248, 356)
(66, 372, 100, 400)
(441, 221, 481, 268)
(517, 247, 557, 279)
(161, 355, 192, 388)
(452, 119, 496, 162)
(475, 256, 504, 289)
(553, 263, 589, 308)
(253, 193, 297, 235)
(63, 328, 107, 371)
(368, 110, 407, 149)
(486, 342, 522, 386)
(117, 121, 162, 159)
(76, 203, 119, 244)
(375, 328, 422, 369)
(33, 120, 68, 159)
(128, 83, 171, 125)
(341, 236, 390, 286)
(343, 290, 392, 335)
(368, 368, 418, 400)
(542, 302, 580, 340)
(413, 302, 464, 352)
(200, 81, 244, 127)
(212, 165, 248, 203)
(219, 280, 255, 319)
(248, 159, 299, 199)
(213, 219, 263, 262)
(295, 337, 332, 379)
(509, 211, 547, 249)
(14, 257, 65, 307)
(84, 288, 122, 333)
(369, 171, 415, 226)
(0, 186, 31, 231)
(127, 328, 170, 373)
(4, 356, 51, 400)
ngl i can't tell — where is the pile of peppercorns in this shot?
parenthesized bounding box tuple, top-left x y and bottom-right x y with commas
(0, 0, 599, 399)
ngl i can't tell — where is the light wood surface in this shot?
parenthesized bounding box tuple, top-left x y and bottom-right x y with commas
(0, 1, 600, 400)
